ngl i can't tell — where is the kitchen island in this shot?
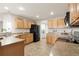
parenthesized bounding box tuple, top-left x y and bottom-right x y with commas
(46, 32, 72, 45)
(0, 35, 25, 56)
(46, 32, 58, 45)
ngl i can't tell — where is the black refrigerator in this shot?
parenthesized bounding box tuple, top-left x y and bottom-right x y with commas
(30, 24, 40, 42)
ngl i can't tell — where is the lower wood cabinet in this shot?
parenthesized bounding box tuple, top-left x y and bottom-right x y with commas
(24, 33, 33, 44)
(16, 33, 33, 44)
(0, 41, 24, 56)
(46, 33, 58, 45)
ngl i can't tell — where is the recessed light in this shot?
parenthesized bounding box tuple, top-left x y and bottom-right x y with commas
(19, 6, 24, 11)
(36, 15, 39, 18)
(4, 6, 9, 10)
(50, 12, 54, 15)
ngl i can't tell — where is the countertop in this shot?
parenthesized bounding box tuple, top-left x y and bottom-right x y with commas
(0, 35, 25, 47)
(47, 32, 72, 39)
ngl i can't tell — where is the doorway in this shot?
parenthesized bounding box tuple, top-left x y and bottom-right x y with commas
(40, 21, 48, 39)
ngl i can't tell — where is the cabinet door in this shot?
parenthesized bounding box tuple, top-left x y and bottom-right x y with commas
(57, 18, 65, 28)
(24, 20, 28, 28)
(28, 21, 31, 28)
(52, 19, 57, 28)
(76, 4, 79, 19)
(48, 20, 52, 28)
(24, 20, 32, 29)
(69, 3, 78, 23)
(15, 17, 24, 28)
(25, 34, 33, 44)
(46, 34, 52, 44)
(48, 19, 57, 28)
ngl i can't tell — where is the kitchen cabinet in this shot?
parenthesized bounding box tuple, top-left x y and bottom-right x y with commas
(15, 17, 34, 29)
(57, 18, 65, 28)
(48, 20, 52, 28)
(25, 33, 33, 44)
(24, 20, 33, 29)
(28, 21, 32, 28)
(0, 36, 24, 56)
(23, 20, 28, 28)
(48, 18, 57, 28)
(48, 18, 65, 28)
(16, 33, 33, 44)
(0, 41, 24, 56)
(68, 3, 79, 24)
(52, 19, 58, 28)
(15, 17, 24, 29)
(46, 33, 58, 45)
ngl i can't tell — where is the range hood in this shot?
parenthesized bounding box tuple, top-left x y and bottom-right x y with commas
(64, 12, 70, 27)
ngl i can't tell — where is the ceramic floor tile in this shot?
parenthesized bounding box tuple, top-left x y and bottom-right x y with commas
(24, 39, 79, 56)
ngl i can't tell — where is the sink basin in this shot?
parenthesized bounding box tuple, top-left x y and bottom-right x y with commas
(61, 33, 69, 35)
(0, 37, 3, 40)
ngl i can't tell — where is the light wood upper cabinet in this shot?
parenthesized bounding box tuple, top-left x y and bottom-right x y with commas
(48, 20, 52, 28)
(52, 19, 57, 28)
(28, 21, 32, 28)
(15, 17, 34, 29)
(48, 18, 65, 28)
(68, 3, 79, 23)
(48, 20, 53, 28)
(48, 18, 57, 28)
(15, 17, 24, 29)
(23, 20, 28, 28)
(57, 18, 65, 28)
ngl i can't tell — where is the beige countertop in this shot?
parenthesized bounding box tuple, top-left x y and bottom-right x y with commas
(47, 32, 72, 39)
(0, 35, 25, 47)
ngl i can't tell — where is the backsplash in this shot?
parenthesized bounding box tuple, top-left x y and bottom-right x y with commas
(48, 28, 79, 34)
(15, 29, 30, 33)
(48, 28, 71, 32)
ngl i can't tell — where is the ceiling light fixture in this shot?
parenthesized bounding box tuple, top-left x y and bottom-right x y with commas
(50, 12, 54, 15)
(4, 6, 9, 10)
(19, 6, 24, 11)
(36, 15, 39, 18)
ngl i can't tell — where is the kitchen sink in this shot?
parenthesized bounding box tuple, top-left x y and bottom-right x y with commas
(0, 36, 3, 40)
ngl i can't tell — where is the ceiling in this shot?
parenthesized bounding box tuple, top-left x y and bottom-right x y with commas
(0, 3, 68, 20)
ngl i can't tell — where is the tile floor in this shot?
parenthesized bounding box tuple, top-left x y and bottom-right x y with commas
(24, 39, 79, 56)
